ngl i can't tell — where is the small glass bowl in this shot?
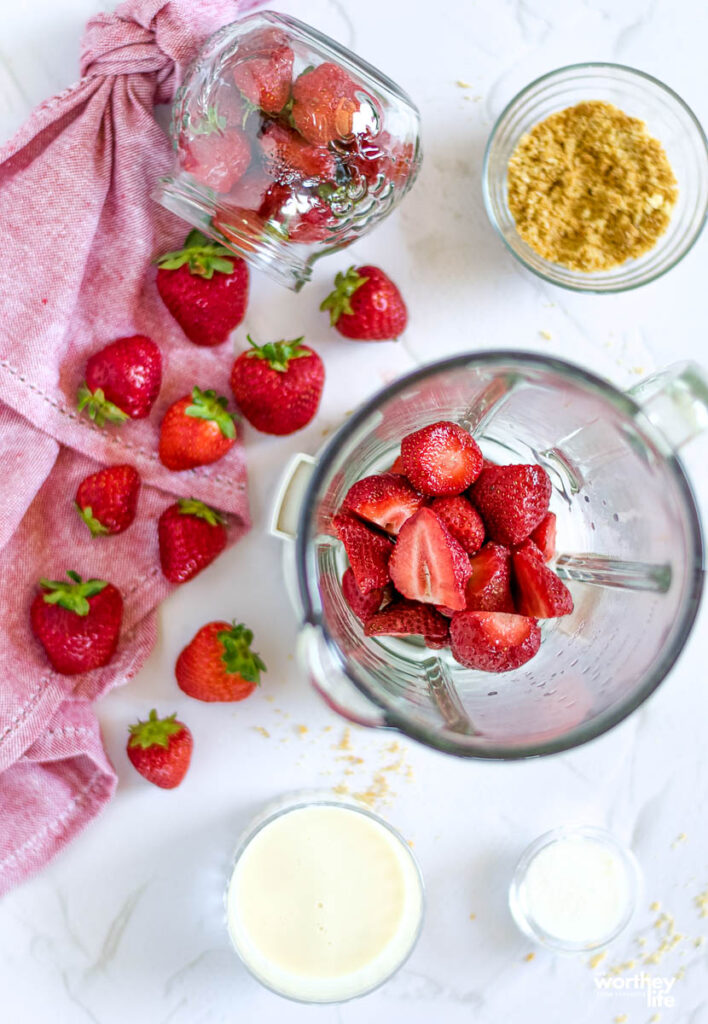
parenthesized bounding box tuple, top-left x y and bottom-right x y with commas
(483, 63, 708, 292)
(509, 825, 642, 953)
(224, 790, 425, 1003)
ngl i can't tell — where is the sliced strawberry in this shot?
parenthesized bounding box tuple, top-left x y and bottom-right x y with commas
(401, 421, 483, 496)
(469, 463, 551, 545)
(388, 508, 472, 611)
(342, 473, 425, 535)
(365, 599, 449, 644)
(341, 567, 386, 623)
(430, 496, 485, 554)
(232, 43, 294, 114)
(333, 512, 393, 594)
(442, 541, 516, 616)
(389, 455, 406, 475)
(530, 511, 557, 562)
(512, 546, 573, 618)
(260, 121, 337, 184)
(450, 611, 541, 672)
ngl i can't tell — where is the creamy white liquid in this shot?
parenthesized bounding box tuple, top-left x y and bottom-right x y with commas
(522, 836, 632, 945)
(226, 804, 423, 1002)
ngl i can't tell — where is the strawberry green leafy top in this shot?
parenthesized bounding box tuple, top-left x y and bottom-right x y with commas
(156, 229, 236, 280)
(177, 498, 226, 526)
(128, 709, 183, 749)
(39, 570, 108, 616)
(185, 386, 237, 439)
(217, 622, 267, 684)
(245, 335, 309, 373)
(319, 265, 369, 325)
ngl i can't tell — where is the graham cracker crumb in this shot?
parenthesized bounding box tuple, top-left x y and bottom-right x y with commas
(507, 101, 677, 271)
(252, 726, 270, 738)
(588, 951, 607, 969)
(524, 952, 535, 962)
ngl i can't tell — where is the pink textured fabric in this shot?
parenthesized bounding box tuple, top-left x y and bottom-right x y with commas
(0, 0, 259, 896)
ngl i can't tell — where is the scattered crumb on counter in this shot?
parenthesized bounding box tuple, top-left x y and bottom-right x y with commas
(650, 901, 661, 912)
(694, 887, 708, 917)
(265, 695, 274, 702)
(637, 937, 647, 947)
(455, 79, 472, 88)
(407, 839, 414, 848)
(524, 952, 535, 963)
(671, 832, 687, 848)
(253, 726, 270, 738)
(650, 1015, 661, 1023)
(695, 936, 705, 947)
(332, 783, 349, 796)
(614, 1015, 627, 1024)
(608, 959, 636, 976)
(469, 912, 476, 921)
(323, 725, 332, 732)
(354, 772, 390, 808)
(631, 366, 645, 376)
(539, 330, 552, 340)
(295, 724, 308, 737)
(588, 951, 607, 969)
(334, 728, 352, 751)
(674, 966, 685, 980)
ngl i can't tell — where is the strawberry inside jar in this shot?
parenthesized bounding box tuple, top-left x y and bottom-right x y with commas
(161, 12, 421, 287)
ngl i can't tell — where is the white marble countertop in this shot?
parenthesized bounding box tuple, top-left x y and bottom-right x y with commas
(2, 0, 708, 1022)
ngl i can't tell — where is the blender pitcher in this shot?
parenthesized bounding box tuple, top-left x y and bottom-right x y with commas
(272, 353, 706, 758)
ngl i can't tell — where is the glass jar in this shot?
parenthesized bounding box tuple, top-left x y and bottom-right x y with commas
(157, 11, 422, 290)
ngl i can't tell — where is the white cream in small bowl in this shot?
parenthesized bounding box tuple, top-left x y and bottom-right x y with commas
(225, 793, 424, 1002)
(509, 826, 641, 952)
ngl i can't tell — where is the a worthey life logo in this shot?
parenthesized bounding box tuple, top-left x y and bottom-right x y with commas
(594, 971, 676, 1009)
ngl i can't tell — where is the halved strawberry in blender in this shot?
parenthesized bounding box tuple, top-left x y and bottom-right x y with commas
(364, 599, 450, 646)
(512, 545, 573, 618)
(333, 512, 393, 594)
(430, 495, 485, 554)
(401, 421, 483, 496)
(530, 511, 557, 562)
(179, 126, 251, 193)
(260, 121, 338, 184)
(341, 567, 387, 623)
(232, 39, 294, 114)
(469, 463, 551, 545)
(342, 473, 426, 535)
(438, 542, 515, 616)
(389, 508, 472, 611)
(450, 611, 541, 672)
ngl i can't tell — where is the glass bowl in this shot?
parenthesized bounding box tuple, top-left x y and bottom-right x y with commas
(508, 825, 642, 952)
(483, 63, 708, 292)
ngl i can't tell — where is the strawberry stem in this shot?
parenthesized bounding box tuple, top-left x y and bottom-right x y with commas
(245, 335, 309, 373)
(177, 499, 226, 527)
(74, 502, 110, 537)
(185, 386, 237, 440)
(155, 230, 235, 279)
(217, 622, 267, 684)
(39, 571, 108, 616)
(190, 106, 226, 136)
(128, 709, 182, 750)
(77, 383, 130, 427)
(319, 266, 369, 326)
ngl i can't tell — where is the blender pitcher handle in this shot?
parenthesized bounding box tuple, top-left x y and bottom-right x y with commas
(629, 361, 708, 451)
(270, 452, 316, 540)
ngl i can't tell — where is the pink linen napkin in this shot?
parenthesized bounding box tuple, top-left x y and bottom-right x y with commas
(0, 0, 260, 896)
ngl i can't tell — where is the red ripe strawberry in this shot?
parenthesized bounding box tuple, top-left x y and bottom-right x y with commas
(230, 336, 324, 435)
(75, 464, 140, 537)
(176, 621, 266, 702)
(30, 571, 123, 675)
(450, 611, 541, 673)
(233, 43, 294, 114)
(159, 387, 237, 471)
(389, 455, 406, 475)
(156, 230, 249, 347)
(333, 512, 393, 594)
(401, 421, 483, 497)
(530, 512, 557, 562)
(341, 567, 387, 623)
(292, 62, 361, 145)
(463, 542, 515, 613)
(341, 472, 425, 535)
(126, 710, 193, 789)
(320, 266, 408, 341)
(257, 183, 338, 243)
(469, 463, 551, 546)
(389, 507, 472, 611)
(365, 599, 450, 645)
(343, 130, 417, 190)
(78, 335, 161, 425)
(158, 499, 227, 584)
(430, 496, 485, 555)
(512, 545, 574, 618)
(179, 108, 251, 193)
(260, 121, 337, 183)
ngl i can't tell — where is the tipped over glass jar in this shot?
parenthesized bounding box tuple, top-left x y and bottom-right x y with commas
(157, 11, 422, 290)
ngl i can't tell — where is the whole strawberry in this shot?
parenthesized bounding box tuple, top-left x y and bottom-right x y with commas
(158, 499, 227, 584)
(292, 62, 361, 145)
(156, 230, 249, 347)
(75, 464, 140, 537)
(30, 571, 123, 675)
(179, 106, 251, 193)
(230, 336, 324, 435)
(320, 266, 408, 340)
(233, 40, 294, 114)
(78, 335, 162, 425)
(259, 122, 337, 184)
(159, 387, 237, 471)
(176, 621, 266, 702)
(126, 710, 193, 789)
